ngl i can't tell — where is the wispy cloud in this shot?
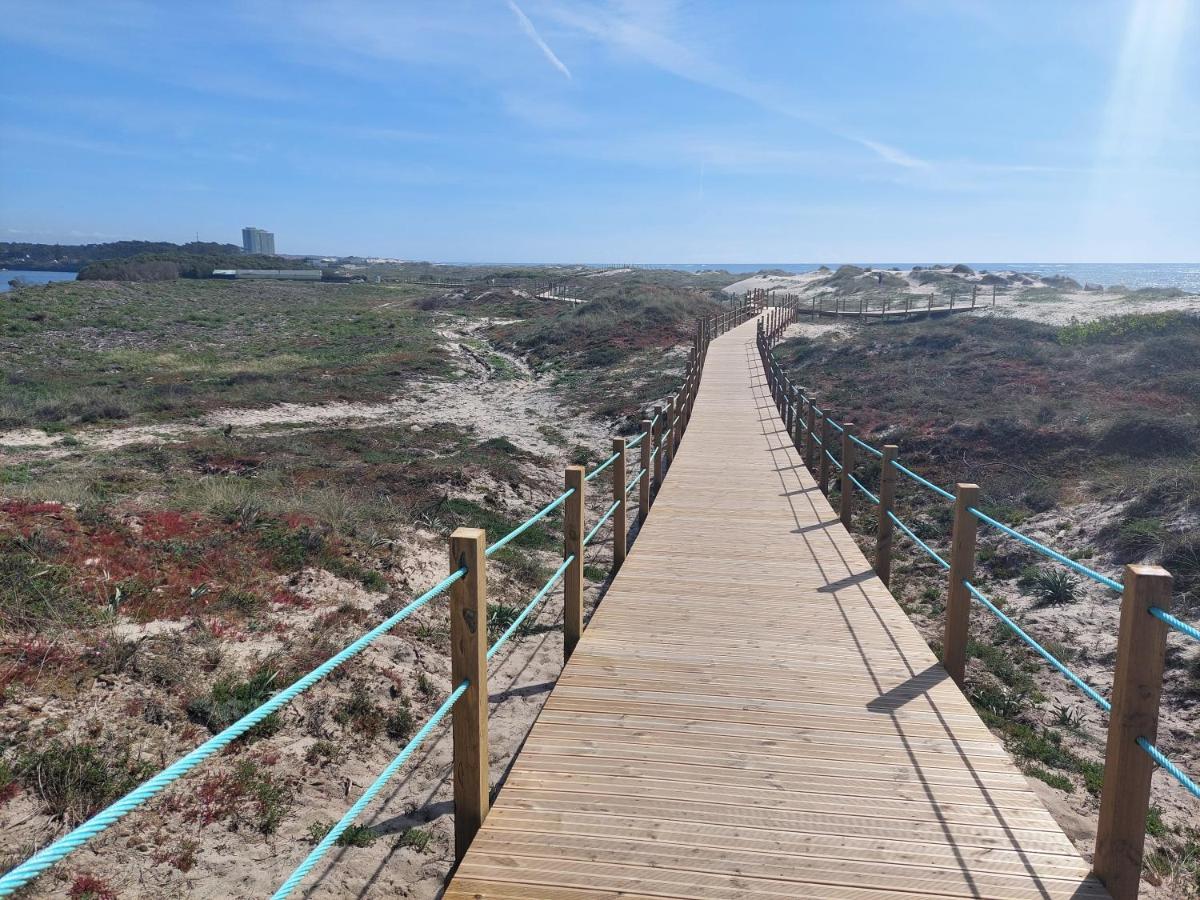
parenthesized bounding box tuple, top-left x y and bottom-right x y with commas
(542, 1, 928, 170)
(506, 0, 572, 79)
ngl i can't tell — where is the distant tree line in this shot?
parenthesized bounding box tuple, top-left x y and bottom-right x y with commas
(0, 240, 250, 272)
(77, 253, 308, 281)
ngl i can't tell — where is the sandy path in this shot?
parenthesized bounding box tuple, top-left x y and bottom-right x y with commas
(0, 320, 608, 461)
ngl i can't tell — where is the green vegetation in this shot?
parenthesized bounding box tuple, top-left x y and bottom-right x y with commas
(0, 239, 244, 272)
(187, 669, 282, 738)
(17, 740, 152, 824)
(307, 821, 377, 848)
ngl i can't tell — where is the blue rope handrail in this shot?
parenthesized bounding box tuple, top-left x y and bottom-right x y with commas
(963, 581, 1111, 712)
(584, 499, 621, 547)
(487, 555, 574, 660)
(585, 451, 620, 482)
(848, 433, 883, 459)
(968, 507, 1123, 592)
(627, 429, 648, 449)
(848, 473, 879, 505)
(891, 460, 956, 502)
(824, 448, 842, 471)
(271, 680, 469, 899)
(826, 418, 845, 434)
(1137, 738, 1200, 799)
(626, 467, 647, 496)
(485, 489, 574, 557)
(0, 566, 468, 896)
(1150, 607, 1200, 642)
(887, 511, 949, 570)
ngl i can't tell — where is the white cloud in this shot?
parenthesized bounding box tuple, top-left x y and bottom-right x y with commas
(506, 0, 572, 79)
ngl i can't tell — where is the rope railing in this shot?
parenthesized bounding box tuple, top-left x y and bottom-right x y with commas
(584, 499, 621, 547)
(891, 460, 956, 502)
(963, 580, 1111, 712)
(485, 489, 574, 557)
(585, 450, 620, 482)
(849, 432, 883, 459)
(0, 565, 468, 896)
(753, 294, 1197, 890)
(0, 296, 753, 898)
(823, 448, 842, 471)
(487, 556, 574, 661)
(626, 467, 647, 496)
(271, 680, 470, 899)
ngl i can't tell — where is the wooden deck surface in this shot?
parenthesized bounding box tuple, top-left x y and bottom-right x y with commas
(445, 317, 1107, 900)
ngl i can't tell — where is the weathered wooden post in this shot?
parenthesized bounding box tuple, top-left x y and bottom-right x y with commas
(818, 415, 831, 495)
(943, 483, 979, 687)
(672, 392, 683, 452)
(785, 383, 795, 435)
(638, 417, 652, 522)
(804, 401, 817, 472)
(972, 285, 978, 307)
(449, 527, 489, 861)
(992, 285, 997, 307)
(612, 437, 627, 572)
(563, 465, 585, 661)
(653, 404, 665, 487)
(875, 445, 899, 586)
(839, 424, 856, 527)
(1094, 565, 1173, 900)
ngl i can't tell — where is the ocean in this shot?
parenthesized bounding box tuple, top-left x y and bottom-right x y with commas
(641, 263, 1200, 292)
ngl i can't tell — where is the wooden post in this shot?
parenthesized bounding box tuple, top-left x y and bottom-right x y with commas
(972, 285, 978, 307)
(818, 415, 831, 495)
(791, 388, 803, 448)
(875, 445, 899, 586)
(943, 483, 979, 687)
(612, 438, 627, 572)
(804, 402, 816, 472)
(638, 417, 652, 522)
(563, 465, 585, 662)
(652, 405, 665, 488)
(672, 393, 683, 452)
(992, 285, 997, 307)
(1094, 565, 1173, 900)
(839, 423, 856, 528)
(449, 527, 489, 861)
(785, 385, 795, 434)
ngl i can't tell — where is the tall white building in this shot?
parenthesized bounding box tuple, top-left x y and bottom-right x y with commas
(241, 227, 276, 255)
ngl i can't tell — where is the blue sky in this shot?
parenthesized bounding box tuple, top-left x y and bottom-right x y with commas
(1, 0, 1196, 262)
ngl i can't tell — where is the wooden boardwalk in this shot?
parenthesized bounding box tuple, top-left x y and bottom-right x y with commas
(445, 318, 1107, 900)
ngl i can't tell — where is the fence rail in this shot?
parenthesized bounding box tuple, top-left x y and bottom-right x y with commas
(754, 288, 1196, 900)
(0, 302, 757, 898)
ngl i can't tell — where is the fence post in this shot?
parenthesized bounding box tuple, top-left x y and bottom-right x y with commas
(449, 527, 489, 861)
(563, 465, 585, 662)
(653, 404, 665, 487)
(791, 387, 803, 448)
(875, 445, 899, 586)
(943, 483, 979, 687)
(1094, 564, 1173, 900)
(612, 438, 627, 572)
(839, 423, 856, 528)
(639, 417, 652, 522)
(818, 415, 831, 495)
(672, 393, 683, 453)
(806, 400, 816, 472)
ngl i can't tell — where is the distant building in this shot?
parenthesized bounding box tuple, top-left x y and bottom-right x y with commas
(212, 269, 319, 281)
(241, 227, 276, 255)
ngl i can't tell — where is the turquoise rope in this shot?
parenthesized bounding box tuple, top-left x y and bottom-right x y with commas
(824, 448, 842, 471)
(270, 681, 469, 899)
(1137, 738, 1200, 799)
(826, 418, 845, 434)
(887, 511, 950, 570)
(964, 581, 1111, 712)
(848, 433, 883, 459)
(969, 507, 1122, 592)
(848, 473, 879, 505)
(485, 489, 574, 557)
(891, 460, 955, 502)
(1150, 607, 1200, 642)
(487, 556, 574, 660)
(584, 499, 621, 546)
(626, 430, 648, 448)
(626, 467, 647, 496)
(585, 451, 620, 482)
(0, 567, 467, 897)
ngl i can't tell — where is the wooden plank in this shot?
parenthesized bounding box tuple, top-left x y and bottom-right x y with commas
(444, 317, 1106, 900)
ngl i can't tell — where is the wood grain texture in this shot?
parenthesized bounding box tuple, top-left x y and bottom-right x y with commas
(447, 317, 1106, 899)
